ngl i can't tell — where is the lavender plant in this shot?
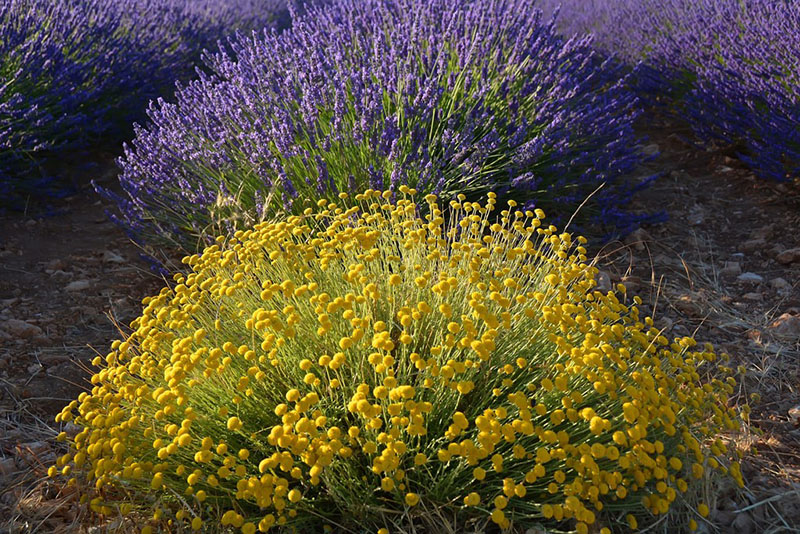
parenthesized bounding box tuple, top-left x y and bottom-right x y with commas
(540, 0, 800, 183)
(106, 0, 653, 257)
(0, 0, 288, 208)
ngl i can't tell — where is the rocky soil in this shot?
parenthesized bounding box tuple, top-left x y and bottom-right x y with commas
(0, 125, 798, 533)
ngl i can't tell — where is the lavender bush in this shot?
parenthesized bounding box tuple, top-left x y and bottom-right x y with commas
(541, 0, 800, 182)
(107, 0, 654, 257)
(0, 0, 288, 208)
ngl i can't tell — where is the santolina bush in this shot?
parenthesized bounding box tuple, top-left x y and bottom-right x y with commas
(105, 0, 655, 258)
(0, 0, 288, 208)
(539, 0, 800, 183)
(53, 189, 742, 533)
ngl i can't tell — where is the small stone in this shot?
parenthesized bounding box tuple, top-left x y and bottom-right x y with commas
(718, 165, 735, 173)
(721, 261, 742, 276)
(687, 206, 705, 226)
(675, 293, 703, 317)
(624, 228, 651, 252)
(64, 279, 92, 292)
(737, 272, 764, 284)
(64, 423, 82, 437)
(642, 143, 659, 157)
(770, 277, 791, 291)
(1, 319, 43, 339)
(790, 405, 800, 426)
(39, 352, 69, 366)
(713, 510, 736, 527)
(769, 313, 800, 339)
(101, 250, 125, 264)
(26, 363, 43, 374)
(18, 441, 50, 457)
(0, 457, 16, 479)
(620, 275, 642, 293)
(16, 441, 51, 465)
(751, 225, 774, 240)
(595, 271, 613, 293)
(0, 297, 19, 309)
(742, 292, 762, 302)
(740, 239, 766, 253)
(731, 511, 756, 534)
(45, 258, 67, 271)
(776, 247, 800, 264)
(658, 317, 674, 333)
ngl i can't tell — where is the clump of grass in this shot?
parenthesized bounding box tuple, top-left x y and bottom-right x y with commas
(52, 189, 742, 533)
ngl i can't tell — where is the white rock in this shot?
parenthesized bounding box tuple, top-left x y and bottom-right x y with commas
(64, 279, 92, 292)
(737, 272, 764, 283)
(101, 250, 125, 264)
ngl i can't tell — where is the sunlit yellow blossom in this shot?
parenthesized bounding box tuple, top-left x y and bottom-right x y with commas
(52, 191, 740, 534)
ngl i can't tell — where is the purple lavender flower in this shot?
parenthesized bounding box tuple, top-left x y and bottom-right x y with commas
(540, 0, 800, 183)
(109, 0, 650, 257)
(1, 0, 289, 209)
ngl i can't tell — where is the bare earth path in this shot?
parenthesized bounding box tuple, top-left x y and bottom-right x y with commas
(0, 127, 799, 532)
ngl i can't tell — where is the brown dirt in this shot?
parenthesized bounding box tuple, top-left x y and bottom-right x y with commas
(0, 125, 799, 532)
(0, 162, 161, 532)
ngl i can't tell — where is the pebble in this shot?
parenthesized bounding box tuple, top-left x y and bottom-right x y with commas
(675, 293, 703, 316)
(687, 206, 705, 226)
(101, 250, 126, 264)
(731, 511, 756, 534)
(595, 271, 613, 293)
(624, 228, 651, 252)
(769, 313, 800, 339)
(45, 259, 67, 271)
(26, 363, 43, 374)
(776, 247, 800, 264)
(742, 292, 762, 302)
(740, 238, 766, 253)
(0, 319, 43, 339)
(769, 277, 791, 291)
(790, 405, 800, 426)
(620, 275, 642, 293)
(737, 272, 764, 284)
(0, 457, 16, 480)
(721, 261, 742, 276)
(18, 441, 50, 458)
(64, 279, 92, 292)
(642, 143, 660, 157)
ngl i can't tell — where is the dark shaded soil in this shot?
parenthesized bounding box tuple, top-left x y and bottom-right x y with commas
(0, 125, 799, 532)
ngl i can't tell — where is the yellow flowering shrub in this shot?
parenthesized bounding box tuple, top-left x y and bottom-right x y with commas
(52, 188, 743, 533)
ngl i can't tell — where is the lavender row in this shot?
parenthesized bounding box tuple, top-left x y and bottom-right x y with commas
(541, 0, 800, 183)
(106, 0, 656, 259)
(0, 0, 288, 208)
